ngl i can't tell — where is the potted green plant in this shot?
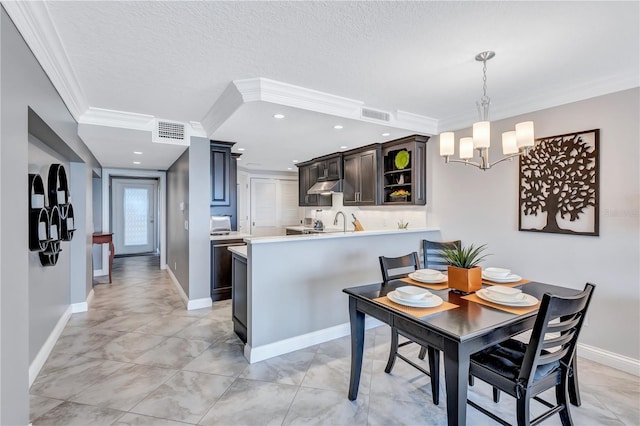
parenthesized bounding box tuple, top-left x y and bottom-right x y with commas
(440, 243, 490, 294)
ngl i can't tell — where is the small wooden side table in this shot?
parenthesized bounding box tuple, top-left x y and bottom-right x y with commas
(92, 232, 114, 283)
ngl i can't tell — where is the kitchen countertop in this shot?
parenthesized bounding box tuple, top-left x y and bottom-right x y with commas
(228, 245, 247, 258)
(285, 225, 346, 233)
(247, 227, 440, 244)
(210, 231, 251, 241)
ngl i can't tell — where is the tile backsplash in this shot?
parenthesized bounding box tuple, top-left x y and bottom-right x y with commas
(302, 193, 429, 231)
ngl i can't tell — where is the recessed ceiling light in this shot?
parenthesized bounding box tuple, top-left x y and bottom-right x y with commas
(292, 160, 299, 163)
(334, 125, 343, 130)
(273, 114, 285, 119)
(133, 161, 141, 165)
(287, 167, 292, 170)
(340, 145, 348, 149)
(133, 151, 143, 155)
(381, 132, 390, 137)
(238, 148, 245, 151)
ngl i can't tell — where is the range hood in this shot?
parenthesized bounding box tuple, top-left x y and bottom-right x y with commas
(307, 180, 342, 195)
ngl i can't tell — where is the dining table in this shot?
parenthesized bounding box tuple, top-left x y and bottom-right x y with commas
(343, 279, 582, 426)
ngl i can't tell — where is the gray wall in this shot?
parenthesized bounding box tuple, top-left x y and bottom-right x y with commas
(167, 148, 190, 295)
(27, 138, 71, 362)
(0, 7, 101, 423)
(188, 136, 211, 300)
(430, 88, 640, 360)
(92, 176, 102, 268)
(166, 136, 211, 302)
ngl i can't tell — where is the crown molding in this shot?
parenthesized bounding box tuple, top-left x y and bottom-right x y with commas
(2, 1, 89, 121)
(237, 78, 364, 117)
(201, 82, 245, 136)
(79, 107, 155, 130)
(79, 107, 205, 141)
(202, 77, 438, 136)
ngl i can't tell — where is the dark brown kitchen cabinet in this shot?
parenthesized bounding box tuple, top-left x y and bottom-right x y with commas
(231, 252, 248, 343)
(381, 135, 429, 205)
(297, 162, 331, 207)
(211, 238, 245, 302)
(210, 141, 233, 206)
(343, 144, 381, 206)
(316, 154, 342, 181)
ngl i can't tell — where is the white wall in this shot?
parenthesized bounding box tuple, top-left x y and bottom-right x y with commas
(430, 88, 639, 362)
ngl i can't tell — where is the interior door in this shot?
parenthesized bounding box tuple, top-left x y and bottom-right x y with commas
(112, 178, 158, 255)
(250, 178, 301, 236)
(250, 178, 279, 236)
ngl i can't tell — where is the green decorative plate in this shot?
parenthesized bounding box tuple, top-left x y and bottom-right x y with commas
(394, 150, 410, 169)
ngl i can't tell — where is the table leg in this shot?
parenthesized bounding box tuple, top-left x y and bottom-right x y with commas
(348, 297, 365, 401)
(108, 240, 114, 283)
(444, 341, 469, 426)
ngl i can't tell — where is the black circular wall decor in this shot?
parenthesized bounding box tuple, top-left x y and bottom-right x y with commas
(30, 165, 73, 266)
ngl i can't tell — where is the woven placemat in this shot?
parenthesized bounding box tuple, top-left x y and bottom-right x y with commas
(482, 278, 532, 288)
(462, 293, 540, 315)
(399, 277, 449, 291)
(373, 296, 459, 318)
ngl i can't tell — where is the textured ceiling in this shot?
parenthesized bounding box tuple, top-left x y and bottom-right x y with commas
(38, 1, 640, 170)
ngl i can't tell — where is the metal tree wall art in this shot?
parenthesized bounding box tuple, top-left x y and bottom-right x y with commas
(519, 129, 599, 236)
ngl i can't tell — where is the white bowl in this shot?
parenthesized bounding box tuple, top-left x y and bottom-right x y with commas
(414, 268, 441, 279)
(395, 286, 432, 300)
(487, 286, 523, 301)
(484, 267, 511, 278)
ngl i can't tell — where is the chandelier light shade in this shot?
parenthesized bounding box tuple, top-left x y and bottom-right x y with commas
(439, 51, 535, 171)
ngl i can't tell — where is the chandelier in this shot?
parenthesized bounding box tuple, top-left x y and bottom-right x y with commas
(439, 51, 534, 171)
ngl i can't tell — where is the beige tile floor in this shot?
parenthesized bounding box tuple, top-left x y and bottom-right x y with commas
(30, 255, 639, 425)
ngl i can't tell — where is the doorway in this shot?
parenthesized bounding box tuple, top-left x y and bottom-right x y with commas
(111, 177, 159, 256)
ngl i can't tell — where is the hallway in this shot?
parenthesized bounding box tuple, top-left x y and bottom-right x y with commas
(29, 256, 639, 425)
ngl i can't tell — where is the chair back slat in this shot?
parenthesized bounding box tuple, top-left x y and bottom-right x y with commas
(537, 347, 571, 366)
(379, 252, 420, 282)
(422, 240, 461, 272)
(518, 283, 595, 386)
(546, 317, 581, 334)
(541, 332, 575, 350)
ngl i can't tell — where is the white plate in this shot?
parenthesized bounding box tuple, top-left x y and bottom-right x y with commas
(482, 272, 522, 283)
(387, 291, 444, 308)
(476, 289, 538, 307)
(408, 272, 447, 283)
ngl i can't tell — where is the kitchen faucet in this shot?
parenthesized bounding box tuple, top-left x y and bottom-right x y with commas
(333, 211, 347, 233)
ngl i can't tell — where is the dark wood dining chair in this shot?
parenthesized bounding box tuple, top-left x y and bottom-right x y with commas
(422, 239, 461, 272)
(378, 252, 441, 405)
(467, 283, 595, 426)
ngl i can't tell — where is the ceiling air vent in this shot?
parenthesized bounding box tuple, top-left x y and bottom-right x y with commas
(361, 107, 391, 122)
(152, 120, 189, 146)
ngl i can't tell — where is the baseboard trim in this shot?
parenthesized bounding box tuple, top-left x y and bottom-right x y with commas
(70, 289, 94, 313)
(578, 342, 640, 376)
(244, 317, 384, 363)
(166, 267, 212, 311)
(29, 306, 72, 387)
(93, 269, 105, 277)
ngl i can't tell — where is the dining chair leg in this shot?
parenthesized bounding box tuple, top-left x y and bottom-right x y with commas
(557, 374, 573, 426)
(427, 347, 440, 405)
(568, 357, 581, 406)
(516, 392, 531, 426)
(384, 328, 399, 373)
(492, 387, 501, 403)
(418, 346, 427, 360)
